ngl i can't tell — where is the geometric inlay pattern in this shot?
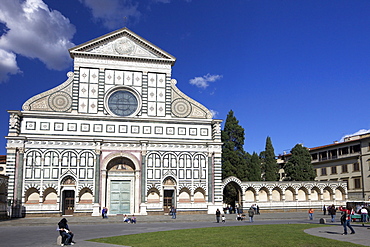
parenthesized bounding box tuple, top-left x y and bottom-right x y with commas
(48, 91, 72, 112)
(171, 98, 192, 118)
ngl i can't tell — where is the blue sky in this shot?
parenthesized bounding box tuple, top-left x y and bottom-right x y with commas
(1, 0, 370, 156)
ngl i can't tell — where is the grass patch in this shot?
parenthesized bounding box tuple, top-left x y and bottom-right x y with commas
(89, 224, 361, 247)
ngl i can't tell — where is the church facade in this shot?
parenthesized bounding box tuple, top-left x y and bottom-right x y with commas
(5, 28, 223, 216)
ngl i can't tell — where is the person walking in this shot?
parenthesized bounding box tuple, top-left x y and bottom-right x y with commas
(215, 208, 221, 223)
(339, 206, 355, 235)
(248, 207, 255, 223)
(361, 206, 368, 226)
(221, 215, 226, 223)
(308, 208, 314, 220)
(328, 204, 337, 222)
(323, 205, 326, 215)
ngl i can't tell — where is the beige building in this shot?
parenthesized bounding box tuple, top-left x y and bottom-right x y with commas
(280, 133, 370, 201)
(310, 133, 370, 201)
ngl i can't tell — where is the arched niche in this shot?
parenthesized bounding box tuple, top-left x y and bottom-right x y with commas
(43, 188, 57, 204)
(147, 188, 160, 203)
(310, 187, 320, 201)
(194, 188, 206, 203)
(178, 188, 191, 203)
(25, 188, 39, 204)
(297, 187, 308, 201)
(272, 187, 282, 201)
(285, 187, 295, 201)
(79, 188, 93, 204)
(258, 188, 269, 202)
(245, 188, 256, 202)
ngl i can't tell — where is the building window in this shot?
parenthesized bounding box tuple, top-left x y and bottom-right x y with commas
(319, 151, 327, 161)
(353, 162, 360, 172)
(331, 166, 337, 174)
(329, 149, 337, 159)
(354, 178, 361, 189)
(350, 144, 361, 153)
(311, 153, 318, 160)
(339, 147, 349, 155)
(341, 164, 348, 173)
(321, 168, 327, 176)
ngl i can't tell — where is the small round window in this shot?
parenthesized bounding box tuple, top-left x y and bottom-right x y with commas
(107, 90, 138, 117)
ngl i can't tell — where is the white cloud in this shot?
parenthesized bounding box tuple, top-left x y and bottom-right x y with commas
(210, 109, 218, 118)
(189, 73, 222, 89)
(79, 0, 141, 29)
(340, 129, 370, 142)
(0, 0, 76, 82)
(0, 49, 21, 82)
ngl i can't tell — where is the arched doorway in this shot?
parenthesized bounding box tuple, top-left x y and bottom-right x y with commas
(163, 177, 176, 214)
(105, 157, 136, 215)
(223, 181, 242, 213)
(61, 176, 76, 215)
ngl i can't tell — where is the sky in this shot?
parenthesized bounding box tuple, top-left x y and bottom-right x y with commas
(1, 0, 370, 156)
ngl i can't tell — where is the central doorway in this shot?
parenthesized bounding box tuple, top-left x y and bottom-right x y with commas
(110, 181, 131, 214)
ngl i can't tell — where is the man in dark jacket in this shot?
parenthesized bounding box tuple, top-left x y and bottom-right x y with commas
(328, 204, 337, 222)
(58, 218, 74, 246)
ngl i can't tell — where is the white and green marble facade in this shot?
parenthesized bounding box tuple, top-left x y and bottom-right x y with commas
(5, 28, 223, 216)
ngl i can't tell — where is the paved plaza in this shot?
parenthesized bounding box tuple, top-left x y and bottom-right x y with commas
(0, 212, 369, 246)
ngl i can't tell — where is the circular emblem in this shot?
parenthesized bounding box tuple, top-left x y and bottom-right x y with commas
(107, 90, 138, 117)
(172, 98, 192, 118)
(49, 92, 72, 112)
(114, 38, 135, 55)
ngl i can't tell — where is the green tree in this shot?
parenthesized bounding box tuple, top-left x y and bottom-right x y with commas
(284, 144, 316, 181)
(221, 110, 247, 180)
(246, 152, 261, 181)
(260, 136, 279, 181)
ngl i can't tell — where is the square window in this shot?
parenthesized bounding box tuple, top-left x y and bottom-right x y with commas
(155, 126, 163, 134)
(119, 125, 127, 133)
(143, 126, 151, 134)
(40, 122, 50, 131)
(178, 127, 186, 135)
(166, 127, 175, 135)
(106, 125, 115, 133)
(190, 128, 197, 136)
(68, 123, 77, 131)
(94, 124, 103, 132)
(200, 128, 208, 136)
(81, 123, 90, 132)
(26, 121, 36, 130)
(54, 122, 64, 131)
(131, 126, 139, 134)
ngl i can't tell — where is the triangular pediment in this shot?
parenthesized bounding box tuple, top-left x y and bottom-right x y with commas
(69, 27, 176, 65)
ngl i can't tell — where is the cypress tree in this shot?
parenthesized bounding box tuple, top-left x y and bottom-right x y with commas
(221, 110, 247, 180)
(284, 144, 316, 181)
(261, 136, 279, 181)
(247, 152, 261, 181)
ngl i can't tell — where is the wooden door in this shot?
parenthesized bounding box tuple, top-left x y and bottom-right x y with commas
(163, 190, 174, 213)
(63, 190, 75, 215)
